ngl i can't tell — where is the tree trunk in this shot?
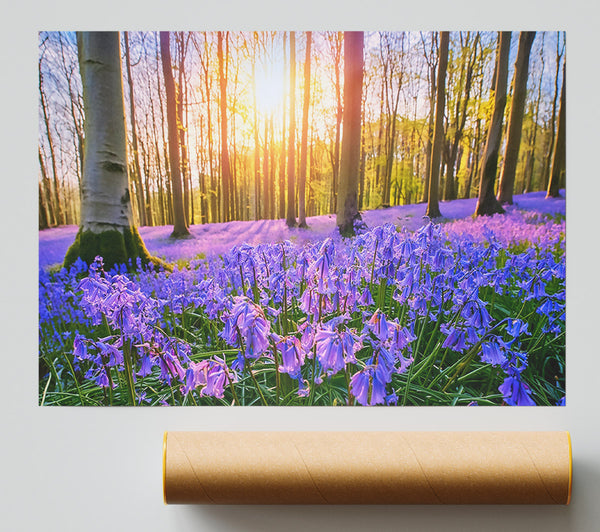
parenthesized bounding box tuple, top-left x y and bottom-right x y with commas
(141, 135, 153, 225)
(543, 35, 564, 190)
(38, 146, 55, 228)
(286, 31, 297, 227)
(160, 31, 190, 237)
(497, 32, 536, 204)
(155, 33, 173, 224)
(39, 181, 49, 230)
(523, 68, 543, 194)
(383, 81, 402, 206)
(263, 114, 270, 220)
(474, 32, 511, 216)
(176, 32, 191, 226)
(229, 41, 240, 221)
(426, 32, 449, 219)
(252, 39, 261, 220)
(65, 32, 153, 269)
(200, 33, 217, 223)
(298, 31, 312, 228)
(279, 32, 287, 220)
(269, 114, 276, 219)
(336, 32, 364, 236)
(547, 64, 565, 198)
(444, 32, 479, 202)
(217, 31, 233, 223)
(149, 84, 166, 225)
(57, 33, 84, 201)
(375, 76, 386, 201)
(358, 85, 367, 211)
(420, 36, 437, 204)
(330, 32, 343, 214)
(124, 32, 146, 227)
(39, 55, 64, 226)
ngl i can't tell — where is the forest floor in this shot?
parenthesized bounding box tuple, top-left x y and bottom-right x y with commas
(39, 190, 565, 269)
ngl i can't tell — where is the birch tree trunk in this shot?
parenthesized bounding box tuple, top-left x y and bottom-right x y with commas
(65, 32, 153, 269)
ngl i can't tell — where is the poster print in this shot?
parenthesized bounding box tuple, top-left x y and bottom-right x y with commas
(38, 31, 565, 406)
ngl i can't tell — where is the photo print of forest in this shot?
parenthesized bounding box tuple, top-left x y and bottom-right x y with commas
(38, 31, 565, 406)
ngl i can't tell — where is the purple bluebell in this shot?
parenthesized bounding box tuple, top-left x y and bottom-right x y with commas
(480, 342, 505, 366)
(274, 334, 305, 375)
(315, 327, 346, 375)
(499, 373, 536, 406)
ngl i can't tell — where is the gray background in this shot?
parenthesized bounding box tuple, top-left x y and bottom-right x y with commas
(2, 0, 599, 530)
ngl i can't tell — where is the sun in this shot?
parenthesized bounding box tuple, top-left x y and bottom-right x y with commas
(254, 61, 285, 116)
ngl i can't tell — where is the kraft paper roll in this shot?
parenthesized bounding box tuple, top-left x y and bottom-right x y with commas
(163, 431, 572, 505)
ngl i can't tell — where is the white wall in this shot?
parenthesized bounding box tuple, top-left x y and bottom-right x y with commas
(3, 1, 599, 531)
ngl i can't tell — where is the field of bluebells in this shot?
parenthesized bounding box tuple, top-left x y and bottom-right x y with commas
(39, 208, 565, 406)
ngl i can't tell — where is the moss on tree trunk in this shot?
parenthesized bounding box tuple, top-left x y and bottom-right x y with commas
(64, 226, 163, 270)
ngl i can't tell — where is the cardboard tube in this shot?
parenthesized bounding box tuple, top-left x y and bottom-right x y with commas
(163, 431, 572, 505)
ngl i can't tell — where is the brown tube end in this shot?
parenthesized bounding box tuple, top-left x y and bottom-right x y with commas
(162, 431, 168, 505)
(567, 431, 573, 505)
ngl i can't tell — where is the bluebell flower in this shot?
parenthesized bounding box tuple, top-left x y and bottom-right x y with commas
(273, 334, 305, 375)
(367, 309, 390, 342)
(441, 327, 468, 352)
(505, 318, 530, 338)
(95, 368, 110, 388)
(390, 321, 416, 352)
(461, 300, 491, 329)
(223, 296, 271, 358)
(73, 333, 88, 361)
(315, 328, 346, 375)
(350, 369, 371, 406)
(385, 391, 398, 405)
(371, 369, 387, 405)
(499, 373, 536, 406)
(480, 342, 505, 366)
(358, 287, 374, 307)
(138, 354, 153, 377)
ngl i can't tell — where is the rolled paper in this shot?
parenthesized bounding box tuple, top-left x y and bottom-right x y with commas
(163, 431, 572, 505)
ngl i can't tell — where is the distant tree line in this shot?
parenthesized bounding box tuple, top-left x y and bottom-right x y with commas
(39, 31, 566, 233)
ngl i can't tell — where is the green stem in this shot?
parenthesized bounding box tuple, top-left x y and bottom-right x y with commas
(309, 347, 317, 405)
(122, 338, 137, 406)
(248, 366, 268, 406)
(402, 313, 428, 406)
(40, 372, 52, 406)
(369, 238, 379, 291)
(271, 339, 281, 405)
(63, 353, 86, 405)
(239, 264, 246, 296)
(227, 372, 240, 405)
